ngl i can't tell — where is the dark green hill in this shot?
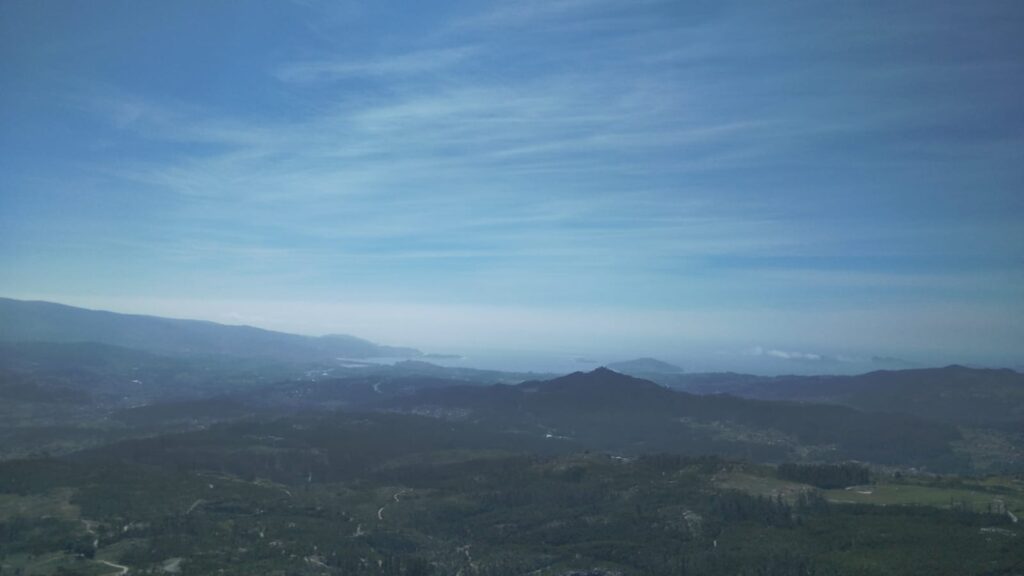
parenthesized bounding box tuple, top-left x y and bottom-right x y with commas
(661, 365, 1024, 429)
(0, 341, 308, 402)
(386, 368, 965, 470)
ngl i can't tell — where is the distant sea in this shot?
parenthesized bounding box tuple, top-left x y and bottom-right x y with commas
(338, 347, 947, 377)
(342, 348, 608, 376)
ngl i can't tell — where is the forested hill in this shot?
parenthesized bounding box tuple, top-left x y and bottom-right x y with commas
(658, 365, 1024, 429)
(0, 297, 421, 362)
(385, 368, 965, 470)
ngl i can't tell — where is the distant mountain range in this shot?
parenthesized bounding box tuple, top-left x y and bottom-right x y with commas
(3, 297, 1023, 473)
(0, 297, 421, 362)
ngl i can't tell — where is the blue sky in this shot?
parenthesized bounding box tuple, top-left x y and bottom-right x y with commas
(1, 1, 1022, 372)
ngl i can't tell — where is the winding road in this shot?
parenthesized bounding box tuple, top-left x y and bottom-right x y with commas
(98, 559, 129, 575)
(377, 490, 409, 521)
(80, 519, 129, 574)
(186, 499, 205, 514)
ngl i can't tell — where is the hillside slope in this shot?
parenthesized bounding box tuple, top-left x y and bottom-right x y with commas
(0, 298, 421, 362)
(386, 368, 965, 469)
(661, 366, 1024, 429)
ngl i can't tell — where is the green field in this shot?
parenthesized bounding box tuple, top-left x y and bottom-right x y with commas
(717, 468, 1024, 520)
(0, 488, 79, 522)
(824, 477, 1024, 517)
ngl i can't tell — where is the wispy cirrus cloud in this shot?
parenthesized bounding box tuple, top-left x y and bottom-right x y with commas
(4, 0, 1022, 369)
(451, 0, 672, 31)
(275, 46, 476, 82)
(67, 26, 1021, 315)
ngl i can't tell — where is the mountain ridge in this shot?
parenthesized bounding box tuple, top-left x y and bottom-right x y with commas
(656, 365, 1024, 428)
(0, 297, 422, 362)
(384, 367, 964, 469)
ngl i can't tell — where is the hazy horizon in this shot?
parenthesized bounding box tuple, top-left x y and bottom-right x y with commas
(3, 1, 1022, 373)
(3, 294, 1020, 376)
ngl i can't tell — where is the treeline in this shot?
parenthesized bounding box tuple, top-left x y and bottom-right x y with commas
(777, 462, 870, 489)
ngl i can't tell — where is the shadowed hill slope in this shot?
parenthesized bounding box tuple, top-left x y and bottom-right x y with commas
(661, 365, 1024, 429)
(386, 368, 964, 469)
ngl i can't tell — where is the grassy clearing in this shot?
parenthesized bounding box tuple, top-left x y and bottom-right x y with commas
(1, 551, 109, 576)
(718, 469, 1024, 518)
(824, 478, 1024, 516)
(0, 488, 79, 521)
(715, 471, 813, 499)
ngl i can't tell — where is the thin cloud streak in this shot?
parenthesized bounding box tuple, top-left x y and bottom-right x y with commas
(276, 47, 477, 82)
